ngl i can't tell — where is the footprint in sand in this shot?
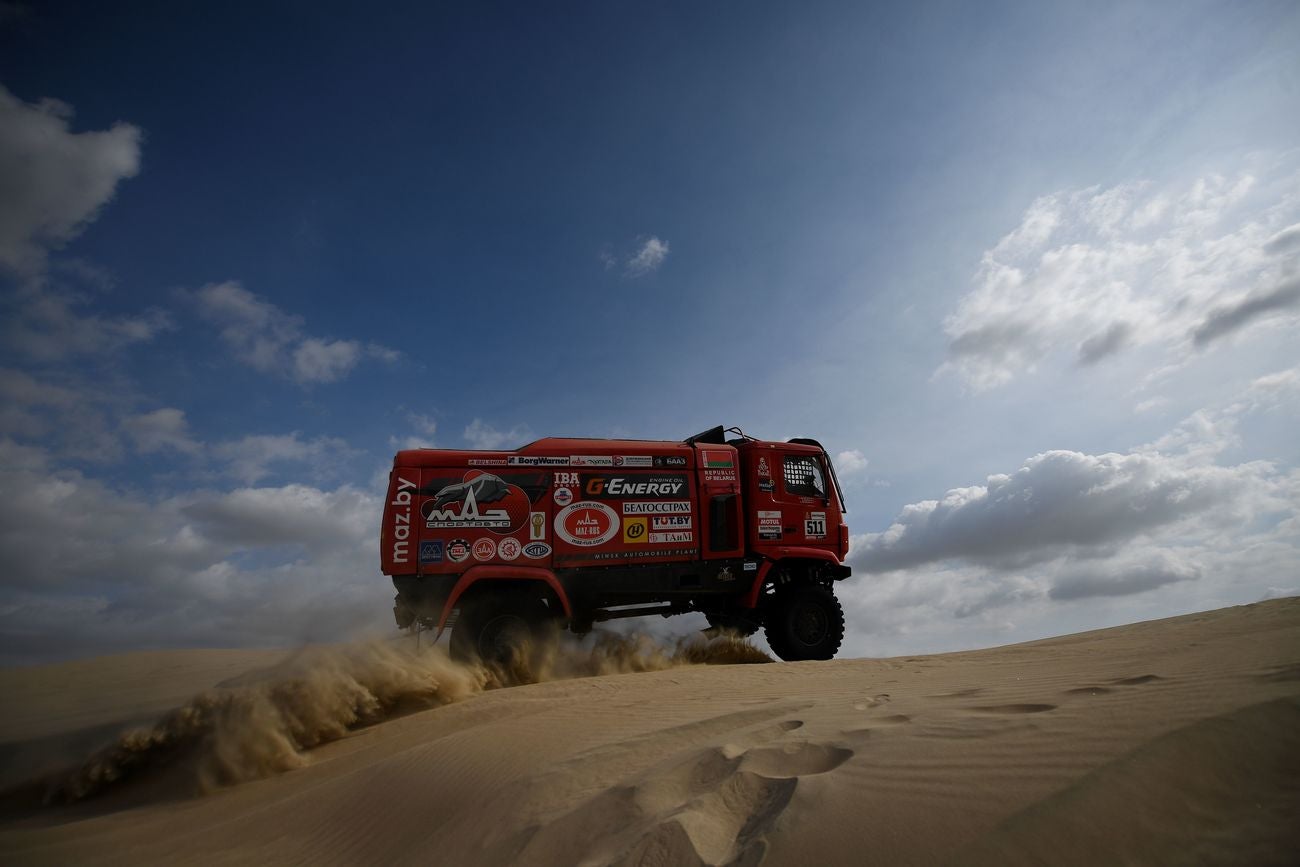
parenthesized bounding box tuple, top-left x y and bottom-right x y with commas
(519, 718, 854, 866)
(1109, 674, 1164, 686)
(966, 703, 1057, 715)
(1064, 686, 1115, 696)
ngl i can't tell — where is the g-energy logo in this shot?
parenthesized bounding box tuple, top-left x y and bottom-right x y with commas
(582, 473, 687, 499)
(390, 476, 417, 564)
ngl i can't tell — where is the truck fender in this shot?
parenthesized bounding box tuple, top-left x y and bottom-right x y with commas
(742, 548, 848, 609)
(434, 565, 573, 640)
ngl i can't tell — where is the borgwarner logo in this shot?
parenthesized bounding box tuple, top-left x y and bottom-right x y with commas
(421, 471, 530, 534)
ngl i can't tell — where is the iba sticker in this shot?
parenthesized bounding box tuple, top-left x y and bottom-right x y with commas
(554, 501, 619, 547)
(447, 538, 471, 562)
(472, 538, 497, 561)
(497, 537, 522, 561)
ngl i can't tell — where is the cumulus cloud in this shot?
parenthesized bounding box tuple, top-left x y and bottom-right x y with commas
(626, 236, 670, 276)
(848, 369, 1300, 636)
(2, 282, 171, 363)
(213, 432, 358, 484)
(123, 408, 201, 455)
(0, 438, 389, 664)
(463, 418, 532, 450)
(0, 85, 142, 275)
(191, 281, 397, 385)
(602, 236, 670, 277)
(852, 449, 1268, 573)
(390, 412, 437, 451)
(938, 159, 1300, 389)
(835, 449, 869, 476)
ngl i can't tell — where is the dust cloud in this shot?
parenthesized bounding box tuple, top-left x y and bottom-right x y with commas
(42, 629, 770, 803)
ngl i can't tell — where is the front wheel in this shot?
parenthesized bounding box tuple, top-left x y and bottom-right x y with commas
(763, 583, 845, 661)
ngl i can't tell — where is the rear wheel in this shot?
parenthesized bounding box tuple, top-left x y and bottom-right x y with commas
(763, 583, 845, 661)
(450, 596, 549, 666)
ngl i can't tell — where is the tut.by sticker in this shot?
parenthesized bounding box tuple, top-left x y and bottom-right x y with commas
(805, 512, 827, 538)
(447, 538, 471, 562)
(472, 538, 497, 561)
(529, 511, 547, 540)
(418, 540, 444, 563)
(651, 515, 691, 530)
(497, 537, 522, 561)
(623, 517, 648, 544)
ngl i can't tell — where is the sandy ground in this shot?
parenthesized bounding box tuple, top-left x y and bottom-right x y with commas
(1, 598, 1298, 866)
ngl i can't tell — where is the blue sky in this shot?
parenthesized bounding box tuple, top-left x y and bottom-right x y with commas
(2, 1, 1298, 664)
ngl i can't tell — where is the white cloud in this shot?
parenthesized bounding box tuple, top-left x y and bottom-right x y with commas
(213, 432, 358, 484)
(2, 282, 171, 363)
(463, 418, 532, 450)
(626, 236, 670, 276)
(0, 438, 390, 664)
(123, 408, 201, 456)
(0, 85, 142, 275)
(190, 281, 396, 385)
(390, 412, 437, 451)
(835, 449, 869, 476)
(938, 159, 1300, 390)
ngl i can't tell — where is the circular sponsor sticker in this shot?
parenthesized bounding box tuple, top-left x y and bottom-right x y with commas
(497, 536, 522, 561)
(554, 486, 573, 507)
(447, 538, 471, 562)
(554, 501, 619, 547)
(523, 541, 551, 559)
(472, 538, 497, 561)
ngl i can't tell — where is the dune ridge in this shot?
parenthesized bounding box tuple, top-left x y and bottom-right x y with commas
(1, 598, 1297, 865)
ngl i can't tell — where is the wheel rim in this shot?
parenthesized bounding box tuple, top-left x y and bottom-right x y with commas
(478, 614, 531, 662)
(791, 601, 828, 646)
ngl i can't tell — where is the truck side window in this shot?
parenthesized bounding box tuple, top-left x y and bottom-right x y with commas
(784, 455, 826, 498)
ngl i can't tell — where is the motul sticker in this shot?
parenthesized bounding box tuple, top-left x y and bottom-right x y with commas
(472, 538, 497, 561)
(623, 517, 648, 543)
(805, 512, 827, 538)
(554, 487, 573, 507)
(583, 474, 687, 498)
(447, 538, 471, 562)
(554, 501, 619, 546)
(498, 537, 521, 561)
(422, 471, 530, 534)
(758, 510, 782, 541)
(623, 501, 691, 514)
(651, 515, 691, 529)
(508, 455, 569, 466)
(529, 511, 547, 540)
(650, 531, 693, 543)
(523, 541, 551, 559)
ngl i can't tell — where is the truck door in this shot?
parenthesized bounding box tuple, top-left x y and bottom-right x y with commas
(692, 444, 744, 559)
(747, 447, 834, 552)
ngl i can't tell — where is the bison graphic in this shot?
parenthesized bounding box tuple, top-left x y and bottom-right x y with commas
(432, 473, 511, 508)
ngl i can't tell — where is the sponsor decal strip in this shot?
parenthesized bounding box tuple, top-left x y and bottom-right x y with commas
(623, 501, 691, 514)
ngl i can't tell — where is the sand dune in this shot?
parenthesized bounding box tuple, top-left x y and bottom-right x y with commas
(1, 598, 1298, 865)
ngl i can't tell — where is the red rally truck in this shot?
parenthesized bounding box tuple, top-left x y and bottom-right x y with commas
(380, 426, 852, 662)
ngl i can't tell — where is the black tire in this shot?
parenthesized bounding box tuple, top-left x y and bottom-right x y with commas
(450, 596, 549, 665)
(704, 611, 761, 637)
(763, 583, 845, 661)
